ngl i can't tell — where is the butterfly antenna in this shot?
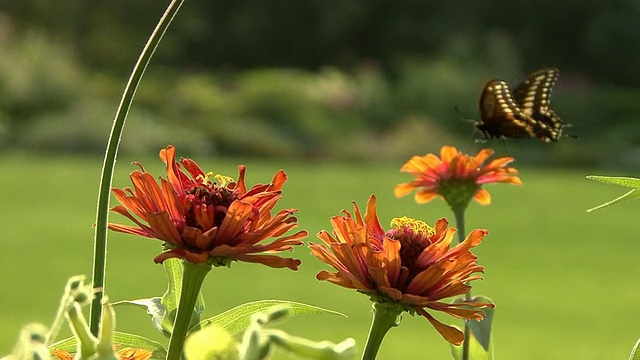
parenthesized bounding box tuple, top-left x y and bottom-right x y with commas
(561, 123, 579, 139)
(454, 106, 478, 124)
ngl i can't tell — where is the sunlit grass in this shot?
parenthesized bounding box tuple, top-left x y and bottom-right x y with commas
(0, 152, 637, 359)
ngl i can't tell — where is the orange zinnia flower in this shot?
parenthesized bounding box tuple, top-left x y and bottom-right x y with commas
(395, 145, 521, 208)
(310, 195, 493, 345)
(109, 145, 307, 269)
(52, 347, 152, 360)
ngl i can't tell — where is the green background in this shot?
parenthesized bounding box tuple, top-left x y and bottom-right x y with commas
(0, 153, 636, 359)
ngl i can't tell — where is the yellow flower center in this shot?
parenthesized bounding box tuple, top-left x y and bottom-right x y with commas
(390, 216, 435, 237)
(214, 174, 235, 187)
(387, 216, 436, 284)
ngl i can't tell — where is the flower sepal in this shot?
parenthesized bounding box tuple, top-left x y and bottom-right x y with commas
(362, 292, 417, 315)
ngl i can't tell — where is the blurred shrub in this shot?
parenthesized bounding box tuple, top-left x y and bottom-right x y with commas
(17, 98, 213, 156)
(0, 14, 636, 168)
(0, 16, 82, 131)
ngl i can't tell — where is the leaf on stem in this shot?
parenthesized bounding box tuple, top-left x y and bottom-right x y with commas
(112, 259, 205, 337)
(586, 175, 640, 212)
(193, 300, 345, 335)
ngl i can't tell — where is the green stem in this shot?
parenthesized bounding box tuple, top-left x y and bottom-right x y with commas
(166, 261, 211, 360)
(451, 205, 466, 246)
(361, 302, 401, 360)
(89, 0, 185, 335)
(451, 205, 471, 360)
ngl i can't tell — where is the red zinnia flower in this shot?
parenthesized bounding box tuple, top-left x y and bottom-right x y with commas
(395, 145, 521, 208)
(310, 195, 493, 345)
(109, 145, 307, 270)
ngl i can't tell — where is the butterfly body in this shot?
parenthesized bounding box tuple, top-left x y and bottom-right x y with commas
(477, 68, 565, 142)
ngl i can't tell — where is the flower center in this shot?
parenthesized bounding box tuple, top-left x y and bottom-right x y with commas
(185, 173, 237, 229)
(387, 217, 434, 272)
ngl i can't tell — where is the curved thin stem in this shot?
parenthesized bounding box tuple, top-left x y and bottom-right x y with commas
(89, 0, 186, 335)
(361, 302, 401, 360)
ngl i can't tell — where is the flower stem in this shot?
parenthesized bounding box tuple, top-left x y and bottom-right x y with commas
(362, 302, 400, 360)
(89, 0, 185, 335)
(451, 205, 471, 360)
(451, 205, 466, 246)
(166, 261, 211, 360)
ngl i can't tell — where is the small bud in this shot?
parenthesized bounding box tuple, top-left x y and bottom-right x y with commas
(5, 323, 50, 360)
(66, 275, 85, 292)
(66, 303, 98, 358)
(93, 299, 119, 360)
(184, 325, 239, 360)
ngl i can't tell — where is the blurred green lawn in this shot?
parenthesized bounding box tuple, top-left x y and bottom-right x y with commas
(0, 152, 637, 359)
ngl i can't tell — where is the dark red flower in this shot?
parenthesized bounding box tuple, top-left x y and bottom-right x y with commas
(109, 145, 306, 270)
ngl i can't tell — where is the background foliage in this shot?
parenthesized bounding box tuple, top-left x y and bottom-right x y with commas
(0, 1, 638, 167)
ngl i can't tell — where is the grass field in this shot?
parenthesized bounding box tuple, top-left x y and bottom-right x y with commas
(0, 152, 638, 359)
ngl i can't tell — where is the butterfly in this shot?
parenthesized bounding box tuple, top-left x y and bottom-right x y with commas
(476, 68, 565, 142)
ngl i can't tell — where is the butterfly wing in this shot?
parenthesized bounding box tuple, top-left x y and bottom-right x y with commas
(477, 80, 539, 139)
(512, 68, 564, 142)
(513, 68, 559, 117)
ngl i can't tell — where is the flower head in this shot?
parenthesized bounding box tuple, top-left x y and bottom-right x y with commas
(109, 145, 307, 270)
(395, 145, 521, 208)
(310, 195, 493, 345)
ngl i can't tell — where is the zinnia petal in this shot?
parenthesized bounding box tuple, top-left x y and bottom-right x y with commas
(417, 308, 465, 346)
(473, 188, 491, 205)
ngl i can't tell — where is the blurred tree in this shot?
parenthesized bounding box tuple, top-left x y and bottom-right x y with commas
(0, 0, 634, 87)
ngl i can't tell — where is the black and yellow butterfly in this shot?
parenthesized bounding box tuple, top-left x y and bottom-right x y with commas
(476, 68, 565, 142)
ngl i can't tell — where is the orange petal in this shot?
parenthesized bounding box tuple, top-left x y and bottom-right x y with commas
(473, 188, 491, 205)
(394, 183, 416, 197)
(417, 308, 465, 345)
(215, 201, 253, 245)
(440, 146, 458, 164)
(474, 148, 495, 164)
(415, 190, 438, 204)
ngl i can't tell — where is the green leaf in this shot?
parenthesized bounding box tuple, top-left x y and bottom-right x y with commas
(450, 296, 495, 360)
(586, 175, 640, 212)
(629, 337, 640, 360)
(467, 296, 495, 351)
(193, 300, 345, 335)
(112, 297, 167, 336)
(586, 175, 640, 188)
(162, 259, 206, 335)
(49, 332, 167, 360)
(165, 258, 207, 333)
(111, 259, 206, 338)
(450, 330, 493, 360)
